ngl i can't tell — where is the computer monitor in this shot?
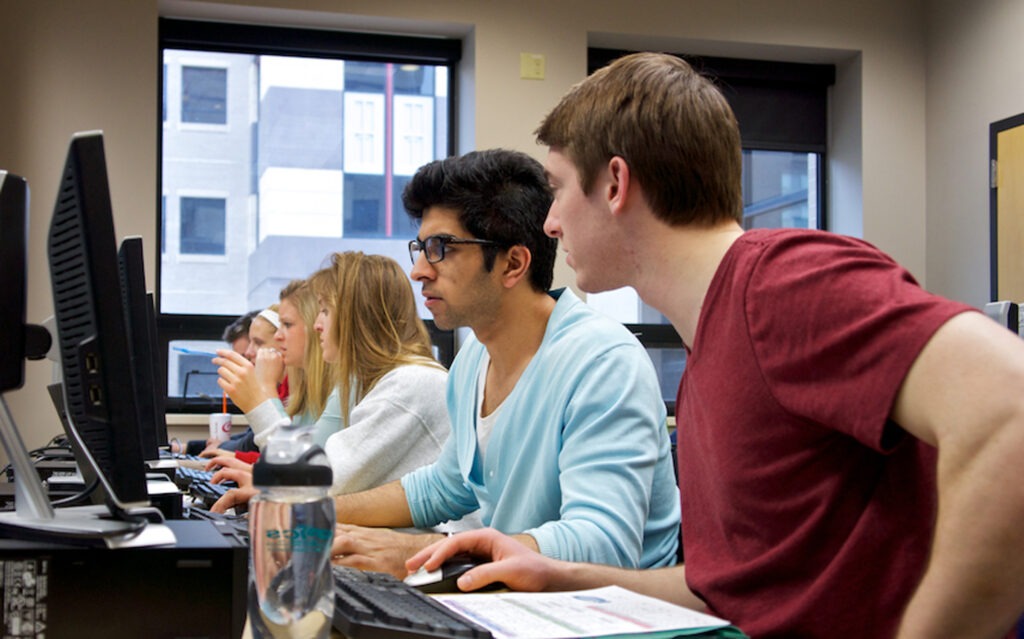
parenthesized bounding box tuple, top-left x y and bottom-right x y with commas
(0, 171, 51, 392)
(627, 323, 687, 416)
(118, 236, 168, 460)
(0, 147, 169, 547)
(47, 131, 151, 512)
(146, 292, 170, 449)
(0, 169, 59, 526)
(984, 300, 1020, 334)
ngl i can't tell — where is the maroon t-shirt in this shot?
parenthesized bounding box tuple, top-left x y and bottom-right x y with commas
(677, 229, 974, 638)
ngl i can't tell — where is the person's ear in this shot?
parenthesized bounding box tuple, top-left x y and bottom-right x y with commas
(500, 245, 532, 289)
(606, 156, 632, 216)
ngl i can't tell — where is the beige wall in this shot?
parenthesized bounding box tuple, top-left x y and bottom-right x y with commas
(0, 0, 1007, 454)
(925, 0, 1024, 312)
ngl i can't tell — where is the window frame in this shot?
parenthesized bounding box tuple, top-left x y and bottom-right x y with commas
(157, 18, 461, 413)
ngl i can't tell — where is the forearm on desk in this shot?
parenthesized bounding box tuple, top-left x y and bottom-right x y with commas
(334, 480, 415, 528)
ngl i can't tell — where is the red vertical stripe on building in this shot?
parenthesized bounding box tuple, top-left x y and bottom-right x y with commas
(384, 63, 394, 237)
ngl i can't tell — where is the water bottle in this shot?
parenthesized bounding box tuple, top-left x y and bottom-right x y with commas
(248, 421, 335, 638)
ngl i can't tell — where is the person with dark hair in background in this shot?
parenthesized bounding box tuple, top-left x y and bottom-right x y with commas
(408, 53, 1024, 639)
(221, 309, 260, 357)
(328, 149, 680, 580)
(174, 308, 270, 456)
(210, 306, 286, 456)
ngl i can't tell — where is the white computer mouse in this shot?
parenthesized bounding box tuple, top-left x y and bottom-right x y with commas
(403, 554, 480, 593)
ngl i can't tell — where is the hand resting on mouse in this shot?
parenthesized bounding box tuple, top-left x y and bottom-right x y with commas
(406, 528, 564, 593)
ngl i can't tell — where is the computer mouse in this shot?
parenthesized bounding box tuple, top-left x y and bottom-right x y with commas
(404, 554, 491, 594)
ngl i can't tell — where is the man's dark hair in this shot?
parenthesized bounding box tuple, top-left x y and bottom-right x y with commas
(402, 149, 556, 292)
(221, 309, 259, 342)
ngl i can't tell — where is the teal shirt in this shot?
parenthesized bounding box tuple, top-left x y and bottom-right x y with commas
(402, 289, 680, 568)
(251, 387, 340, 449)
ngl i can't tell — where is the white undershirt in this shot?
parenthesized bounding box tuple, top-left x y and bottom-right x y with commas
(475, 351, 502, 458)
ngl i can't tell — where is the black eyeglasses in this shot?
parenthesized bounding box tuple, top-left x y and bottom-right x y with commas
(408, 235, 503, 265)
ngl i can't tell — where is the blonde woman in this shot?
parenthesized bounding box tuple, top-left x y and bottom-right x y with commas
(311, 251, 450, 492)
(214, 279, 335, 449)
(209, 252, 450, 511)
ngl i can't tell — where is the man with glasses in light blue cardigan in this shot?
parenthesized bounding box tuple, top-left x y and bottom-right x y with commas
(328, 149, 680, 579)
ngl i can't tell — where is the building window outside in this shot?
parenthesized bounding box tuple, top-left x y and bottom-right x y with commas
(179, 196, 226, 255)
(181, 66, 227, 124)
(161, 51, 451, 318)
(742, 150, 818, 230)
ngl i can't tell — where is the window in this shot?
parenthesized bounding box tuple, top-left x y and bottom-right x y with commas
(587, 49, 835, 413)
(743, 150, 818, 230)
(179, 196, 226, 255)
(158, 18, 460, 411)
(181, 66, 227, 124)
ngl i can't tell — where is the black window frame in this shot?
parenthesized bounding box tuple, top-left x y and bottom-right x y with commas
(158, 18, 461, 413)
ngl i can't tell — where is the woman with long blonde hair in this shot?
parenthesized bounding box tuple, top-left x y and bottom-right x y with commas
(208, 252, 450, 510)
(214, 279, 336, 449)
(268, 279, 333, 443)
(310, 251, 449, 491)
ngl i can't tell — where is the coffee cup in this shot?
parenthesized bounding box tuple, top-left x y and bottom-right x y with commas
(209, 412, 232, 442)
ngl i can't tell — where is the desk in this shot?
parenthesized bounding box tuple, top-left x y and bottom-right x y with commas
(0, 520, 246, 638)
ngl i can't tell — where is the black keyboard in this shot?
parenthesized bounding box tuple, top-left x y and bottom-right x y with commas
(331, 566, 493, 639)
(174, 465, 215, 490)
(189, 478, 235, 509)
(185, 504, 250, 545)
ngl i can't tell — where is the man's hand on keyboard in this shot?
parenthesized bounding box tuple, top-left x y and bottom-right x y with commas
(199, 446, 234, 459)
(207, 460, 258, 514)
(203, 455, 252, 473)
(331, 523, 444, 579)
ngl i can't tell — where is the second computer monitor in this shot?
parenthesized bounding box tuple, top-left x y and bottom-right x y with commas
(48, 131, 150, 509)
(118, 236, 169, 460)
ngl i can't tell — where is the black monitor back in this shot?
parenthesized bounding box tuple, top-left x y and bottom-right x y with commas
(0, 171, 30, 393)
(147, 292, 169, 448)
(118, 237, 169, 459)
(47, 132, 149, 506)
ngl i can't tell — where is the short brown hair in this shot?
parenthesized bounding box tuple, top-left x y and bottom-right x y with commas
(536, 52, 742, 227)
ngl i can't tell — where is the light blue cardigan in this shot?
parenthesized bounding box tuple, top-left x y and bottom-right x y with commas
(402, 289, 680, 568)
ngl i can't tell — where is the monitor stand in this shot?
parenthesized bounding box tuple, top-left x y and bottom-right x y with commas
(0, 395, 175, 548)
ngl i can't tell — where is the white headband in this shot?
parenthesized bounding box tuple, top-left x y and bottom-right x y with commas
(258, 309, 280, 328)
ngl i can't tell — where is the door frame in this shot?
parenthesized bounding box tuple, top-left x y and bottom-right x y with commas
(990, 113, 1024, 300)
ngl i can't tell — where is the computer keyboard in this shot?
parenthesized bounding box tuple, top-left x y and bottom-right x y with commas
(331, 565, 493, 639)
(189, 478, 235, 509)
(185, 503, 250, 545)
(173, 458, 239, 510)
(174, 465, 215, 490)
